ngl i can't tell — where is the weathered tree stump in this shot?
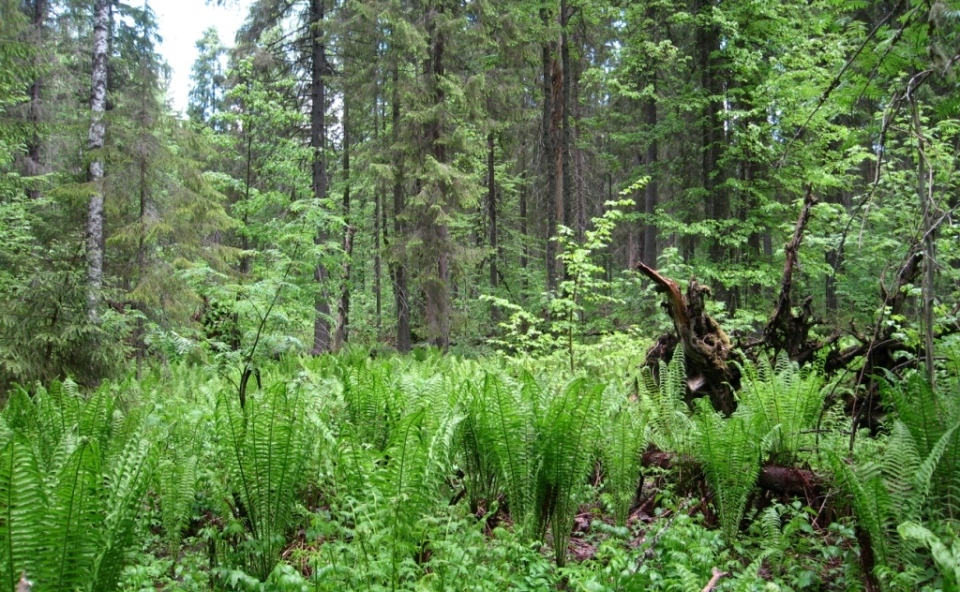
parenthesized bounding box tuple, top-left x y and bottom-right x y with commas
(636, 263, 740, 415)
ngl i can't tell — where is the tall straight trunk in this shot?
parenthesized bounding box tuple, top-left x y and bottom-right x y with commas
(333, 99, 351, 350)
(642, 95, 658, 267)
(310, 0, 332, 354)
(519, 144, 529, 276)
(240, 130, 252, 274)
(487, 132, 498, 290)
(912, 101, 937, 386)
(570, 22, 586, 241)
(374, 98, 383, 335)
(391, 61, 411, 353)
(135, 50, 151, 375)
(423, 0, 451, 350)
(560, 0, 573, 238)
(541, 9, 559, 293)
(24, 0, 46, 200)
(86, 0, 109, 323)
(699, 1, 726, 265)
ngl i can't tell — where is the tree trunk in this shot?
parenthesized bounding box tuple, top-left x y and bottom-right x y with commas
(391, 60, 411, 353)
(699, 1, 726, 267)
(310, 0, 332, 354)
(560, 0, 573, 238)
(374, 100, 383, 336)
(642, 94, 658, 267)
(519, 142, 528, 276)
(86, 0, 109, 323)
(636, 262, 740, 415)
(333, 98, 352, 351)
(423, 0, 451, 350)
(24, 0, 46, 200)
(487, 132, 498, 290)
(541, 9, 559, 293)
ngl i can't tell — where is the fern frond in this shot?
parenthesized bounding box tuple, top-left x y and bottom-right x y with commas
(481, 372, 534, 524)
(642, 348, 696, 455)
(694, 398, 759, 540)
(912, 424, 958, 518)
(90, 416, 157, 592)
(48, 438, 101, 592)
(536, 378, 603, 565)
(0, 435, 48, 592)
(602, 400, 645, 526)
(828, 451, 892, 568)
(215, 382, 314, 579)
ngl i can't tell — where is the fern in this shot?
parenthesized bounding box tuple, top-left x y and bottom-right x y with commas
(642, 348, 696, 455)
(216, 382, 314, 579)
(738, 352, 827, 464)
(0, 435, 47, 592)
(535, 378, 604, 565)
(455, 380, 500, 512)
(694, 398, 760, 540)
(480, 372, 536, 525)
(602, 397, 645, 526)
(830, 421, 958, 580)
(898, 521, 960, 592)
(0, 382, 155, 592)
(340, 357, 399, 450)
(882, 371, 960, 516)
(381, 409, 432, 587)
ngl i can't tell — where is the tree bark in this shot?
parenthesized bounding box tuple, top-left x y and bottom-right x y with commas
(642, 94, 658, 268)
(333, 97, 352, 351)
(488, 132, 498, 291)
(24, 0, 47, 200)
(391, 59, 411, 353)
(636, 262, 739, 414)
(310, 0, 332, 354)
(519, 142, 529, 276)
(640, 449, 823, 498)
(86, 0, 109, 323)
(422, 0, 451, 350)
(560, 0, 573, 236)
(541, 9, 560, 293)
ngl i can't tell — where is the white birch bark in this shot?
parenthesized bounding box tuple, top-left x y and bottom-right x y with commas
(86, 0, 108, 322)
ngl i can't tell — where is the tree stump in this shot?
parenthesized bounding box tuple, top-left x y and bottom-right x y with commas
(637, 263, 740, 415)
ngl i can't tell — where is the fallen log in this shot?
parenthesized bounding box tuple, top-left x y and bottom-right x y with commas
(640, 449, 823, 499)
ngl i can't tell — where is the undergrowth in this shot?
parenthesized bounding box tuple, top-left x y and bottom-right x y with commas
(0, 343, 957, 591)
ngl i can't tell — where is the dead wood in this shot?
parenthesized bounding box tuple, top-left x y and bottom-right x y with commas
(758, 187, 846, 365)
(641, 449, 823, 498)
(701, 567, 729, 592)
(636, 263, 739, 415)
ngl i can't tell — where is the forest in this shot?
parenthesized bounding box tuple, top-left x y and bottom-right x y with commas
(1, 0, 960, 590)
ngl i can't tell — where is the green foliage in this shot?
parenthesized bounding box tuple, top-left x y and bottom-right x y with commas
(640, 348, 696, 455)
(215, 381, 316, 579)
(535, 378, 604, 565)
(460, 371, 536, 520)
(601, 397, 646, 527)
(693, 398, 761, 541)
(829, 421, 958, 586)
(738, 351, 828, 464)
(0, 381, 155, 592)
(882, 370, 960, 515)
(899, 521, 960, 592)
